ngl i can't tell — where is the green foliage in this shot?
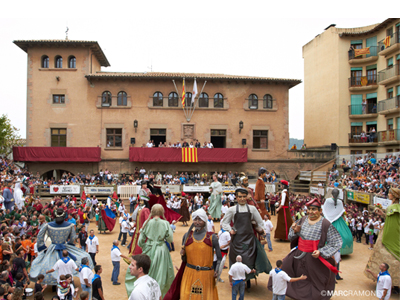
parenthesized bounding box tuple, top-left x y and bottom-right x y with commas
(0, 114, 22, 156)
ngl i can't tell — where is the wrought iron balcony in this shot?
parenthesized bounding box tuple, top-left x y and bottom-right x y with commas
(348, 104, 377, 116)
(348, 75, 377, 87)
(378, 64, 400, 83)
(378, 96, 400, 113)
(378, 129, 400, 143)
(378, 31, 400, 53)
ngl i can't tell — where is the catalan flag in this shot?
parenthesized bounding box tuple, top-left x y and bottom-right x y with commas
(383, 36, 391, 48)
(354, 47, 370, 57)
(181, 78, 186, 107)
(182, 147, 198, 162)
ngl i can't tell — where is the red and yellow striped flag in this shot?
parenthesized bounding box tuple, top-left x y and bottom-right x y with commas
(181, 79, 186, 108)
(383, 36, 391, 48)
(182, 148, 198, 162)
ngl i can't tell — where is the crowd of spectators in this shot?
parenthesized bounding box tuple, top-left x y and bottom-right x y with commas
(142, 139, 214, 148)
(328, 153, 399, 198)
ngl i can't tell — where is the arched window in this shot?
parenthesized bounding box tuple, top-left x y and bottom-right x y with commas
(55, 56, 63, 68)
(102, 91, 112, 107)
(214, 93, 224, 108)
(263, 94, 273, 109)
(68, 56, 76, 68)
(42, 55, 49, 68)
(199, 93, 209, 108)
(168, 92, 178, 107)
(185, 92, 193, 107)
(117, 91, 127, 106)
(248, 94, 258, 109)
(153, 92, 163, 107)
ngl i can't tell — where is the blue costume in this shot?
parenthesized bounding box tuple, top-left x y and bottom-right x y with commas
(2, 188, 14, 211)
(29, 221, 94, 285)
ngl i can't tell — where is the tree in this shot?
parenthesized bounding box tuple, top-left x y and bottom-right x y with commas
(0, 114, 23, 157)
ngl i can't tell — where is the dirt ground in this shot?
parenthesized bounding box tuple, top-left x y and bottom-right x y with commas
(33, 211, 397, 300)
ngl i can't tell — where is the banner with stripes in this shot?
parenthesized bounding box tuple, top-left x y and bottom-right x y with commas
(182, 148, 198, 162)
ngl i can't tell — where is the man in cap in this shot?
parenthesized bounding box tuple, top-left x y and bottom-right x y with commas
(269, 198, 342, 300)
(222, 187, 271, 290)
(275, 180, 293, 240)
(164, 208, 222, 300)
(254, 168, 269, 217)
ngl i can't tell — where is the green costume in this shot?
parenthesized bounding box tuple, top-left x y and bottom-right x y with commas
(125, 217, 174, 298)
(208, 181, 223, 219)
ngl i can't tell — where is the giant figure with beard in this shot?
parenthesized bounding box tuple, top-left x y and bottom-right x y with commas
(29, 208, 94, 285)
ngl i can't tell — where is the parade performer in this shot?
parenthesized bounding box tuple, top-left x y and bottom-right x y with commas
(221, 187, 271, 285)
(270, 198, 342, 300)
(164, 208, 221, 300)
(238, 173, 261, 212)
(125, 204, 174, 298)
(13, 181, 24, 210)
(208, 175, 223, 221)
(365, 187, 400, 287)
(129, 195, 150, 255)
(254, 168, 269, 217)
(274, 180, 293, 240)
(322, 189, 353, 255)
(148, 186, 182, 224)
(30, 208, 94, 285)
(179, 196, 190, 226)
(98, 204, 116, 234)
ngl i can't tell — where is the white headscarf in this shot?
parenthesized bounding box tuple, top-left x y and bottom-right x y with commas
(192, 208, 207, 223)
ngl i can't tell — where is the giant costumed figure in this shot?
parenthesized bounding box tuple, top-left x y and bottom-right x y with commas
(164, 208, 221, 300)
(274, 180, 293, 240)
(269, 198, 342, 300)
(208, 174, 223, 220)
(322, 188, 353, 255)
(29, 208, 94, 285)
(221, 187, 271, 288)
(365, 187, 400, 287)
(254, 168, 269, 218)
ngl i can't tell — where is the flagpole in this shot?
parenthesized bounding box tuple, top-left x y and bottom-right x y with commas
(189, 80, 207, 121)
(173, 79, 188, 121)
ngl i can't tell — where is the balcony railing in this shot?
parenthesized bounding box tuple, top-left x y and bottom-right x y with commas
(348, 133, 377, 144)
(348, 46, 378, 60)
(348, 75, 377, 87)
(378, 129, 400, 143)
(378, 64, 400, 82)
(378, 31, 400, 52)
(348, 103, 377, 115)
(378, 96, 400, 112)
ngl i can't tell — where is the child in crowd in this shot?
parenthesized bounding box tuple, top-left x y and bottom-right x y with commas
(14, 272, 27, 299)
(57, 275, 70, 300)
(34, 274, 47, 294)
(263, 214, 274, 252)
(80, 291, 89, 300)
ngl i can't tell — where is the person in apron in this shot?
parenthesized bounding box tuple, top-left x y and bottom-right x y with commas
(221, 187, 272, 290)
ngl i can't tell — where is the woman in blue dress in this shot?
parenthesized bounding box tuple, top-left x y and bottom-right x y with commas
(29, 208, 94, 285)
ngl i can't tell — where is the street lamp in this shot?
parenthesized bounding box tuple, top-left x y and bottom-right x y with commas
(239, 121, 244, 133)
(134, 120, 138, 133)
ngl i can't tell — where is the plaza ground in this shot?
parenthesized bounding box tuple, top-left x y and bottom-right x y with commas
(34, 210, 396, 300)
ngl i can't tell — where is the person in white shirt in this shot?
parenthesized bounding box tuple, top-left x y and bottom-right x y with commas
(128, 254, 162, 300)
(221, 201, 229, 216)
(269, 260, 307, 299)
(129, 194, 137, 214)
(86, 230, 99, 266)
(120, 216, 130, 246)
(228, 255, 255, 299)
(207, 215, 215, 232)
(111, 240, 129, 285)
(79, 257, 94, 299)
(366, 263, 392, 300)
(46, 250, 79, 282)
(263, 214, 274, 252)
(207, 141, 214, 148)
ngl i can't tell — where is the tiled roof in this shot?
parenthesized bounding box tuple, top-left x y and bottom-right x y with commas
(86, 72, 302, 88)
(13, 39, 110, 67)
(339, 18, 399, 37)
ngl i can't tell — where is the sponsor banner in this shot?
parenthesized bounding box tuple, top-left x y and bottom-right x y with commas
(182, 185, 236, 193)
(373, 196, 392, 210)
(326, 187, 344, 200)
(84, 186, 114, 195)
(161, 185, 180, 194)
(50, 185, 80, 194)
(347, 190, 370, 204)
(310, 186, 325, 196)
(248, 184, 275, 194)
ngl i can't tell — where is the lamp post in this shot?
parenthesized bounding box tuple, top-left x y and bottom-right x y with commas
(134, 120, 138, 133)
(239, 121, 244, 133)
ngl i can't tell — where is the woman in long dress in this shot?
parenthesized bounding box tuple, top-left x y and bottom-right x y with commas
(365, 187, 400, 287)
(133, 204, 174, 298)
(179, 197, 190, 226)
